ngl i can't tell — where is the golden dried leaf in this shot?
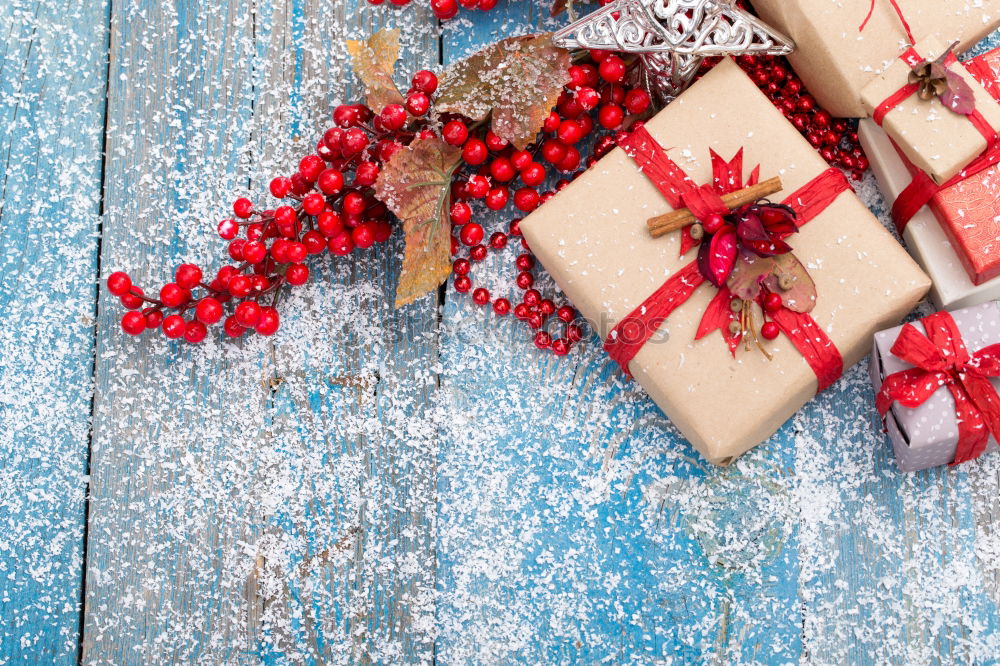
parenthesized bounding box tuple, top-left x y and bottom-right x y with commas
(727, 250, 817, 313)
(435, 34, 572, 150)
(346, 28, 405, 111)
(374, 136, 462, 308)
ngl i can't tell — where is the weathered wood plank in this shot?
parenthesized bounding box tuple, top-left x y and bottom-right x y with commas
(0, 0, 108, 662)
(243, 1, 440, 663)
(435, 4, 802, 662)
(82, 0, 440, 662)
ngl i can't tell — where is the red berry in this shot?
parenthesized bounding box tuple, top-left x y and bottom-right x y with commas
(144, 309, 164, 329)
(470, 244, 488, 261)
(576, 86, 600, 110)
(352, 223, 376, 249)
(184, 320, 208, 344)
(454, 275, 472, 293)
(302, 192, 325, 215)
(442, 120, 468, 146)
(624, 88, 651, 114)
(702, 213, 726, 234)
(489, 157, 515, 182)
(472, 287, 490, 306)
(459, 223, 484, 246)
(466, 174, 490, 198)
(195, 297, 224, 324)
(286, 241, 307, 263)
(317, 210, 343, 237)
(303, 230, 327, 254)
(340, 128, 369, 155)
(107, 271, 132, 296)
(557, 120, 584, 145)
(379, 104, 407, 131)
(318, 168, 344, 195)
(235, 301, 262, 327)
(513, 187, 539, 212)
(160, 283, 190, 308)
(120, 287, 144, 310)
(462, 138, 488, 165)
(485, 187, 509, 211)
(286, 263, 309, 286)
(161, 314, 186, 339)
(233, 197, 253, 218)
(484, 130, 508, 151)
(450, 201, 472, 225)
(218, 218, 238, 240)
(598, 104, 624, 129)
(557, 305, 576, 323)
(255, 307, 280, 336)
(343, 191, 366, 216)
(223, 316, 246, 338)
(543, 111, 561, 133)
(453, 257, 471, 275)
(516, 271, 534, 289)
(551, 338, 570, 355)
(493, 298, 511, 315)
(599, 56, 626, 83)
(514, 303, 529, 319)
(329, 231, 354, 256)
(555, 145, 581, 172)
(405, 92, 430, 117)
(520, 162, 546, 187)
(761, 321, 780, 341)
(298, 154, 325, 182)
(515, 254, 534, 270)
(763, 292, 783, 313)
(411, 69, 438, 94)
(523, 289, 541, 307)
(354, 162, 379, 187)
(534, 331, 552, 349)
(566, 323, 583, 342)
(121, 311, 146, 335)
(228, 275, 252, 298)
(489, 232, 508, 249)
(431, 0, 458, 19)
(541, 139, 568, 164)
(270, 177, 292, 198)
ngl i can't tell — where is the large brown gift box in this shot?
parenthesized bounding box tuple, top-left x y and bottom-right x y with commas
(520, 59, 930, 465)
(749, 0, 1000, 118)
(860, 35, 1000, 185)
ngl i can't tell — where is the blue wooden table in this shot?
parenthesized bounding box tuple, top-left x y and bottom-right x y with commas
(2, 1, 1000, 663)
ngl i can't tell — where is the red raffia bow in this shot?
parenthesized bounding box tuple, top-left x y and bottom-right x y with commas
(859, 0, 915, 44)
(606, 125, 847, 393)
(876, 311, 1000, 465)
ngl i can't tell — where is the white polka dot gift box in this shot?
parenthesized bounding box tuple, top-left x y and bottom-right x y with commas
(870, 301, 1000, 471)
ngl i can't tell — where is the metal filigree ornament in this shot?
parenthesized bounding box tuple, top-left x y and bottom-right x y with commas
(553, 0, 795, 104)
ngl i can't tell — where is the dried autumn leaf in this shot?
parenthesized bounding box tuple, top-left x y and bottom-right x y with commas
(727, 250, 816, 313)
(346, 28, 404, 112)
(942, 69, 976, 115)
(435, 34, 572, 150)
(374, 136, 462, 308)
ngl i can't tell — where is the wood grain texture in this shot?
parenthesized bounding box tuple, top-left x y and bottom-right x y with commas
(82, 0, 441, 662)
(0, 0, 108, 662)
(435, 4, 802, 662)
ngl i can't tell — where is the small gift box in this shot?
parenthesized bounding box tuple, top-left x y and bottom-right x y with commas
(859, 119, 1000, 309)
(860, 36, 1000, 186)
(520, 59, 930, 466)
(749, 0, 1000, 118)
(870, 302, 1000, 472)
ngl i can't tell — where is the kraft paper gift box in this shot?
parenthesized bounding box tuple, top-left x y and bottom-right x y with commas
(869, 302, 1000, 472)
(860, 35, 1000, 186)
(749, 0, 1000, 118)
(520, 59, 930, 466)
(859, 119, 1000, 310)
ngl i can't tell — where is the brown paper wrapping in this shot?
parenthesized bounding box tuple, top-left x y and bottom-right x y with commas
(860, 36, 1000, 185)
(520, 60, 930, 465)
(749, 0, 1000, 118)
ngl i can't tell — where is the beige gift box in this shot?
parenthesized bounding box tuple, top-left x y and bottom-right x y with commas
(750, 0, 1000, 118)
(520, 59, 930, 465)
(860, 36, 1000, 185)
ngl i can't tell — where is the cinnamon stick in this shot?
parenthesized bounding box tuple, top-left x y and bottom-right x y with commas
(646, 176, 784, 238)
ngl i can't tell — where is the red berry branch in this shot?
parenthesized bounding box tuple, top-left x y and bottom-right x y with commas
(106, 28, 866, 354)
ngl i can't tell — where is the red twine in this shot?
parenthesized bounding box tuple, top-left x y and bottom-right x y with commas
(876, 311, 1000, 465)
(859, 0, 916, 44)
(606, 125, 846, 393)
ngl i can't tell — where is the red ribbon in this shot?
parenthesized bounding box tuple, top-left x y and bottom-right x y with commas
(887, 54, 1000, 231)
(607, 125, 847, 393)
(860, 0, 915, 44)
(876, 311, 1000, 464)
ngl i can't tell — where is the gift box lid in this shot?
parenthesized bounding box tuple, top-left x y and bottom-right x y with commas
(860, 35, 1000, 186)
(520, 58, 930, 465)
